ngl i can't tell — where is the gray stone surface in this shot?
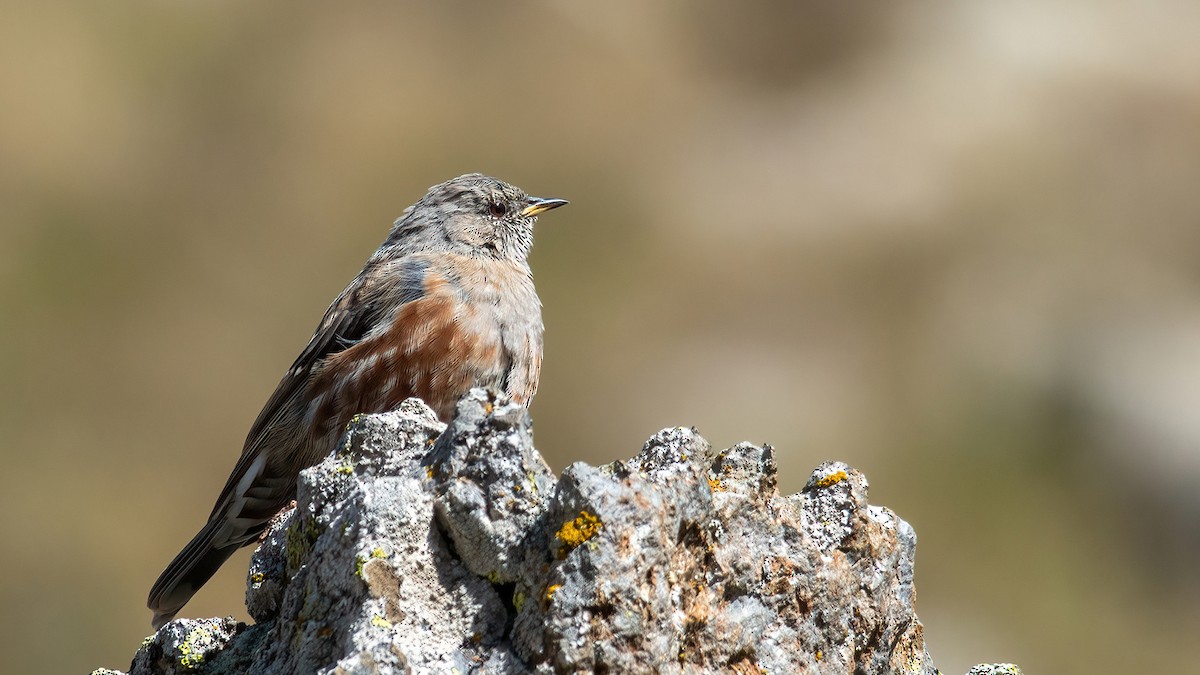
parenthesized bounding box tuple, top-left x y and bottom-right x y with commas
(107, 389, 1016, 674)
(965, 666, 1024, 675)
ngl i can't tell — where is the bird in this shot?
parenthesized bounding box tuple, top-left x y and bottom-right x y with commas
(147, 173, 567, 629)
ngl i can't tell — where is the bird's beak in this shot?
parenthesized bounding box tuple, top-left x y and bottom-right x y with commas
(521, 197, 569, 217)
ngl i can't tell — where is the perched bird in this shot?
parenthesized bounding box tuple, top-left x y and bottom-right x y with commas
(147, 174, 566, 629)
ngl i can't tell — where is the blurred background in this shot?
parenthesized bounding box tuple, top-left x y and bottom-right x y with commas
(2, 2, 1199, 673)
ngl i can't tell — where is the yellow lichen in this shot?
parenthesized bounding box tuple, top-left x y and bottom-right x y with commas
(814, 470, 848, 489)
(513, 589, 526, 612)
(555, 511, 602, 553)
(371, 547, 386, 559)
(370, 615, 392, 629)
(250, 572, 264, 584)
(177, 626, 213, 669)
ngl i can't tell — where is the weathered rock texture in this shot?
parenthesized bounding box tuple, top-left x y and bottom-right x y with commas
(100, 390, 1018, 674)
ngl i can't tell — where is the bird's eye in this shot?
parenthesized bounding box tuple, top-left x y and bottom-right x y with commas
(489, 201, 508, 217)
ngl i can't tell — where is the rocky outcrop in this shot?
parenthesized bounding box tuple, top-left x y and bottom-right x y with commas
(97, 390, 1019, 674)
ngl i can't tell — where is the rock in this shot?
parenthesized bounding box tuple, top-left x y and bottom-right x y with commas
(965, 666, 1024, 675)
(127, 617, 263, 675)
(106, 389, 1017, 674)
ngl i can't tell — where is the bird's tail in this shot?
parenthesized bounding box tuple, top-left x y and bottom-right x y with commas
(146, 520, 240, 630)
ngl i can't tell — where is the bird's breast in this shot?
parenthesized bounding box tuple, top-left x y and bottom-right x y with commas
(306, 256, 543, 428)
(453, 258, 544, 404)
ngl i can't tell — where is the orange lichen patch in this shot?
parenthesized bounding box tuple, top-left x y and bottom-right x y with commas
(545, 584, 562, 601)
(708, 477, 725, 492)
(814, 470, 848, 489)
(616, 530, 633, 558)
(555, 511, 602, 554)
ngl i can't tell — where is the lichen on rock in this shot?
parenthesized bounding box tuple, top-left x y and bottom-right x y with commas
(106, 389, 1016, 674)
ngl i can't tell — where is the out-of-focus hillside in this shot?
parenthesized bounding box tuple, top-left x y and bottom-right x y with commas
(2, 3, 1198, 673)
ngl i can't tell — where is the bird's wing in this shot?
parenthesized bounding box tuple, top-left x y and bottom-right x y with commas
(203, 256, 430, 523)
(149, 257, 436, 624)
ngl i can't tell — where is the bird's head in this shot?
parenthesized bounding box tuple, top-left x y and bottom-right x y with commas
(387, 173, 567, 262)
